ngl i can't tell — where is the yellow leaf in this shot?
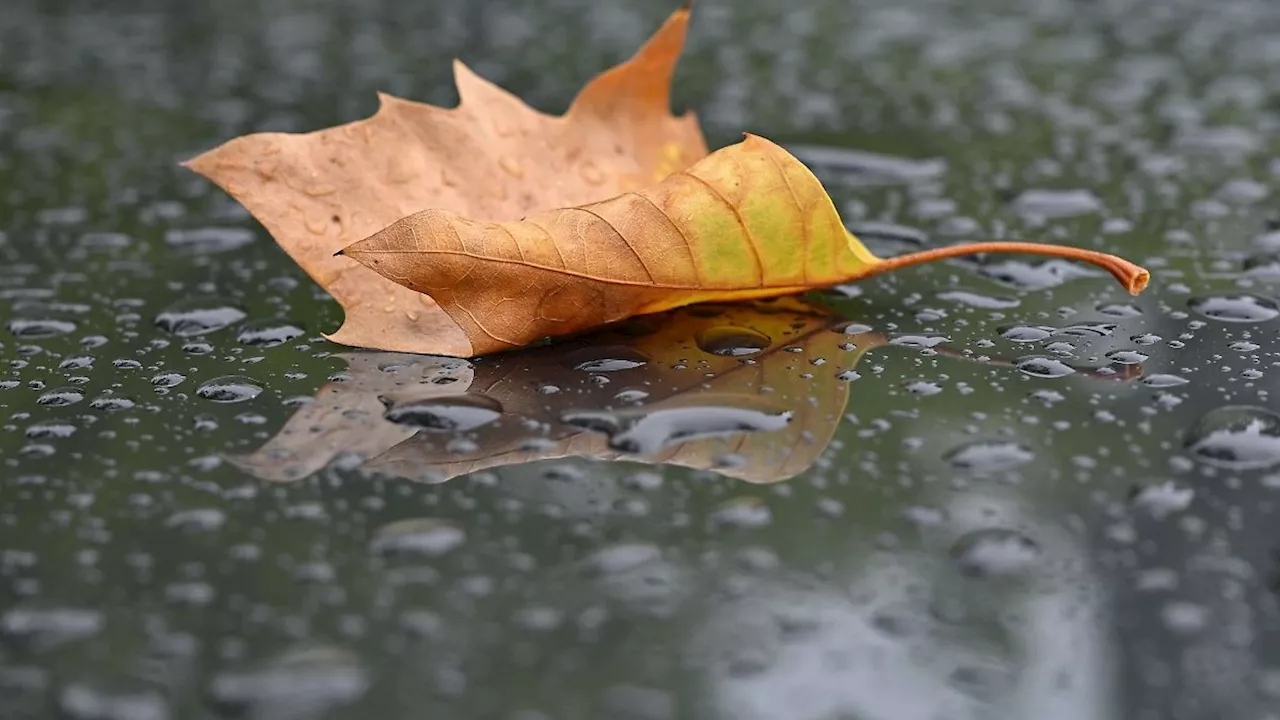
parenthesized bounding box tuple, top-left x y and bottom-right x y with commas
(182, 6, 706, 356)
(342, 134, 1150, 356)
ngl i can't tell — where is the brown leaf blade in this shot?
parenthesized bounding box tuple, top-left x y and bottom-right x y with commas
(341, 135, 874, 355)
(182, 5, 705, 356)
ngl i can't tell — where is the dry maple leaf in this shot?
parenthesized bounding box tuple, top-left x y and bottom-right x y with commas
(187, 4, 1149, 358)
(183, 6, 706, 356)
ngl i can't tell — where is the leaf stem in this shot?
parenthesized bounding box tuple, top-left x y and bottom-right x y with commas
(866, 241, 1150, 295)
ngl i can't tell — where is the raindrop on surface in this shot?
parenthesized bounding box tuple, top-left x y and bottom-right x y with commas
(370, 518, 466, 557)
(1096, 303, 1143, 318)
(165, 508, 227, 532)
(979, 259, 1095, 291)
(1130, 482, 1194, 519)
(25, 423, 76, 439)
(58, 683, 169, 720)
(945, 440, 1035, 472)
(1000, 326, 1052, 342)
(1009, 188, 1102, 218)
(904, 380, 943, 396)
(1188, 294, 1279, 323)
(560, 346, 651, 372)
(196, 376, 263, 403)
(1185, 406, 1280, 469)
(834, 321, 874, 335)
(1105, 349, 1148, 365)
(207, 646, 370, 718)
(1054, 323, 1116, 338)
(37, 388, 84, 406)
(1142, 373, 1190, 388)
(150, 372, 186, 389)
(582, 543, 663, 577)
(90, 395, 134, 411)
(236, 319, 305, 347)
(889, 334, 949, 349)
(695, 326, 771, 356)
(154, 299, 247, 336)
(382, 395, 502, 432)
(0, 608, 104, 649)
(936, 290, 1020, 309)
(7, 318, 77, 338)
(1015, 356, 1076, 378)
(949, 528, 1041, 578)
(59, 355, 94, 369)
(709, 497, 772, 529)
(164, 226, 255, 253)
(562, 405, 791, 455)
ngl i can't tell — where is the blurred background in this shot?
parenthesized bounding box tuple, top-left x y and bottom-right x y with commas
(2, 0, 1280, 718)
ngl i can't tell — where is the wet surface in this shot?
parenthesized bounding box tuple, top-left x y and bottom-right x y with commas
(4, 0, 1280, 718)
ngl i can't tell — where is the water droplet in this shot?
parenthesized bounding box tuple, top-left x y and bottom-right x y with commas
(560, 346, 650, 372)
(582, 543, 662, 576)
(371, 518, 466, 556)
(1185, 406, 1280, 468)
(1130, 482, 1194, 519)
(695, 326, 771, 356)
(208, 646, 369, 718)
(154, 300, 246, 336)
(1106, 349, 1148, 365)
(1015, 356, 1076, 378)
(37, 388, 84, 406)
(1000, 325, 1052, 342)
(904, 380, 943, 396)
(562, 404, 791, 455)
(949, 529, 1041, 578)
(499, 156, 524, 178)
(1096, 303, 1143, 318)
(709, 497, 772, 529)
(90, 395, 134, 411)
(58, 355, 93, 370)
(1, 608, 103, 649)
(945, 440, 1034, 472)
(58, 683, 169, 720)
(1055, 323, 1116, 338)
(165, 508, 227, 532)
(383, 395, 502, 432)
(236, 319, 304, 347)
(936, 291, 1020, 309)
(7, 318, 77, 338)
(1189, 294, 1279, 323)
(1161, 601, 1209, 635)
(889, 334, 949, 348)
(834, 322, 874, 336)
(150, 373, 186, 389)
(25, 423, 76, 439)
(1009, 188, 1102, 218)
(164, 227, 255, 253)
(196, 376, 263, 403)
(1142, 373, 1190, 388)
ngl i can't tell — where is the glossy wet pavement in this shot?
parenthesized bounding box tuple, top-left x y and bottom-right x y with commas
(2, 0, 1280, 718)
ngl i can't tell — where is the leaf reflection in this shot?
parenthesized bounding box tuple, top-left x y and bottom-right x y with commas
(234, 298, 1143, 485)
